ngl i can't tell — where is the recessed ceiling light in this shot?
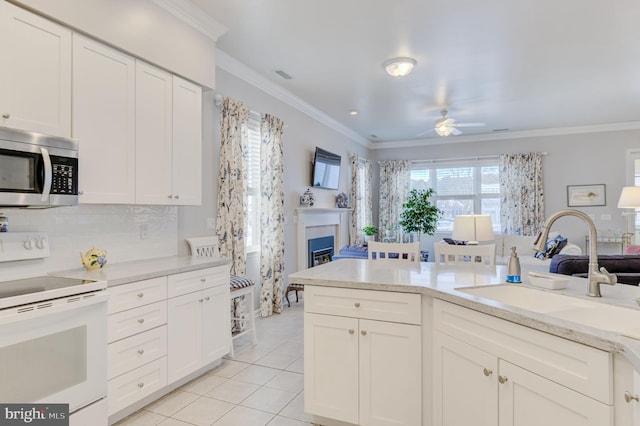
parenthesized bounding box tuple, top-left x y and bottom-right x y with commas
(349, 109, 359, 116)
(383, 57, 416, 77)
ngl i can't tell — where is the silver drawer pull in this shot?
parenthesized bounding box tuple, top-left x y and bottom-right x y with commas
(137, 349, 145, 355)
(2, 113, 10, 119)
(354, 302, 360, 308)
(361, 330, 367, 336)
(200, 278, 206, 282)
(348, 329, 354, 334)
(625, 391, 639, 403)
(199, 298, 204, 302)
(205, 297, 210, 301)
(498, 376, 508, 384)
(483, 368, 493, 377)
(137, 382, 144, 388)
(137, 292, 144, 298)
(138, 318, 145, 324)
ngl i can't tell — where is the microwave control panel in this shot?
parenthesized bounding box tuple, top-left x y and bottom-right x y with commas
(50, 155, 78, 195)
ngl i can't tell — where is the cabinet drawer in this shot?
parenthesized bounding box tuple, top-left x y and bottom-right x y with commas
(433, 299, 612, 404)
(108, 277, 167, 314)
(108, 301, 167, 343)
(107, 357, 167, 415)
(108, 325, 167, 379)
(167, 265, 230, 298)
(305, 285, 421, 325)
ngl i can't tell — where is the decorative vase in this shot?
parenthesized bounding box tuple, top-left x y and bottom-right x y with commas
(336, 192, 348, 208)
(80, 247, 108, 271)
(300, 188, 315, 207)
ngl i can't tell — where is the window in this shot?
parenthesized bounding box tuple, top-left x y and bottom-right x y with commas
(246, 113, 261, 253)
(410, 159, 500, 233)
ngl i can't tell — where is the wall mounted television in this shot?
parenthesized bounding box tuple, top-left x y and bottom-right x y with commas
(312, 147, 341, 190)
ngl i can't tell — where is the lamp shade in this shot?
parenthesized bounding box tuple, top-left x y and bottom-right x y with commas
(618, 186, 640, 208)
(452, 215, 494, 244)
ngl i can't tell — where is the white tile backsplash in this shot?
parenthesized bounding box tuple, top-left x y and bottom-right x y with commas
(0, 205, 178, 280)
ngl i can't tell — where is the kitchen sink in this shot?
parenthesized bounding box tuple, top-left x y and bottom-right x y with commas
(457, 284, 640, 338)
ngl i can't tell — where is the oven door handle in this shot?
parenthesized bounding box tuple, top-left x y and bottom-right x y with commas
(40, 147, 52, 202)
(0, 291, 109, 325)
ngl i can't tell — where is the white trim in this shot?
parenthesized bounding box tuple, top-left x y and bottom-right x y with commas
(216, 49, 371, 148)
(370, 121, 640, 149)
(152, 0, 227, 41)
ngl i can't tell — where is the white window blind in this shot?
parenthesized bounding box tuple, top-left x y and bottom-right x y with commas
(246, 113, 261, 253)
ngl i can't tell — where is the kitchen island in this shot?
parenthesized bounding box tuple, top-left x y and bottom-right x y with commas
(289, 259, 640, 426)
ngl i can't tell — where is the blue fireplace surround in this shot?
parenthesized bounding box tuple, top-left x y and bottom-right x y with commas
(308, 236, 335, 268)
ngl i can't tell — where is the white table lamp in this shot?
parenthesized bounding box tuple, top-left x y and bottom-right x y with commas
(452, 215, 494, 245)
(618, 186, 640, 239)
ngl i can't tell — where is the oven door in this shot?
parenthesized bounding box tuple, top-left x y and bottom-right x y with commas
(0, 291, 109, 413)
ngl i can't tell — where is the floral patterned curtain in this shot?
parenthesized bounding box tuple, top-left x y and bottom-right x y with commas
(216, 97, 249, 274)
(350, 154, 372, 246)
(499, 152, 545, 235)
(378, 160, 411, 233)
(259, 114, 286, 317)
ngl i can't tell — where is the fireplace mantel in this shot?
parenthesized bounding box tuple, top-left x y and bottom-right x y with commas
(296, 207, 352, 271)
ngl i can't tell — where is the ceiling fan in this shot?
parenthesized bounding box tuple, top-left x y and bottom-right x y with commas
(420, 109, 485, 137)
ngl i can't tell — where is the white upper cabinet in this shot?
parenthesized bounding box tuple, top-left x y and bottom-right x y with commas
(135, 62, 173, 205)
(171, 76, 202, 206)
(0, 1, 71, 137)
(73, 33, 136, 204)
(135, 65, 202, 206)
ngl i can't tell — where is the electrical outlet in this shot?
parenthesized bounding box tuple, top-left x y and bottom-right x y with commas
(140, 223, 149, 240)
(206, 218, 215, 230)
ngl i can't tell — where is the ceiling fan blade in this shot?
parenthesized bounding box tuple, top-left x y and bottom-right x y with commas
(451, 128, 463, 135)
(455, 122, 485, 127)
(416, 128, 436, 137)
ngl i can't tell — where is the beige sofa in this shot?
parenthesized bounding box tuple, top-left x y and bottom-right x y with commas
(494, 234, 582, 267)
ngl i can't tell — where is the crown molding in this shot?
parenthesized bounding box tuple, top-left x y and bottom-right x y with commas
(370, 121, 640, 150)
(215, 49, 372, 148)
(152, 0, 227, 41)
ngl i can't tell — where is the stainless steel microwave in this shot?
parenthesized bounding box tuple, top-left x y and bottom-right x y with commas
(0, 126, 78, 207)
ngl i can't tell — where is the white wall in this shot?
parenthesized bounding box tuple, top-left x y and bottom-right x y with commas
(178, 68, 369, 306)
(372, 129, 640, 260)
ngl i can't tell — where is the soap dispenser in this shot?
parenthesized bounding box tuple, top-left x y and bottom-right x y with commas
(506, 246, 521, 283)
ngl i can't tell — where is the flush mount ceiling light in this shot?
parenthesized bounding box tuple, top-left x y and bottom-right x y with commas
(383, 57, 416, 77)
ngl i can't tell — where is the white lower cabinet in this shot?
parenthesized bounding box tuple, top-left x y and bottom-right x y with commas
(433, 299, 614, 426)
(167, 266, 231, 384)
(304, 285, 421, 426)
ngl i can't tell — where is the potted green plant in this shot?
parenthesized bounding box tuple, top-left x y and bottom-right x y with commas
(362, 225, 379, 245)
(399, 188, 442, 260)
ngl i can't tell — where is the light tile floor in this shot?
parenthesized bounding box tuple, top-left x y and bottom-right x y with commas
(115, 298, 310, 426)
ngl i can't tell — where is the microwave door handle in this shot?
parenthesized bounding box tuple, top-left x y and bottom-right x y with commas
(40, 147, 52, 202)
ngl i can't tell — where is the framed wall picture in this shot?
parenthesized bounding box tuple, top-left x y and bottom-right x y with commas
(567, 184, 606, 207)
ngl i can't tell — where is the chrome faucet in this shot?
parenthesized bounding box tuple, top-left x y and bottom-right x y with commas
(534, 209, 616, 297)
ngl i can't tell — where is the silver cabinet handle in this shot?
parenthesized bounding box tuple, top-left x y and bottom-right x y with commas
(137, 349, 145, 355)
(138, 318, 145, 324)
(625, 391, 639, 403)
(498, 376, 508, 384)
(348, 329, 354, 334)
(200, 278, 206, 282)
(78, 190, 84, 195)
(361, 330, 367, 336)
(205, 296, 210, 301)
(2, 113, 10, 119)
(199, 298, 204, 302)
(137, 382, 144, 388)
(137, 292, 144, 298)
(168, 195, 173, 199)
(483, 368, 493, 377)
(174, 194, 179, 199)
(354, 302, 360, 307)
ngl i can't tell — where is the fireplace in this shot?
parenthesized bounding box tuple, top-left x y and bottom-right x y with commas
(308, 236, 335, 268)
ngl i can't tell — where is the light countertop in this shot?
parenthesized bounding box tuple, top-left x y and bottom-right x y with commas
(51, 255, 231, 286)
(289, 259, 640, 372)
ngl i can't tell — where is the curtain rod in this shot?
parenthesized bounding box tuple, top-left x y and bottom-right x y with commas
(411, 152, 548, 164)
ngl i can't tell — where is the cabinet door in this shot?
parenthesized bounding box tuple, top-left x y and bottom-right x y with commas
(304, 313, 359, 424)
(171, 76, 202, 205)
(72, 34, 135, 204)
(359, 319, 422, 426)
(433, 331, 498, 426)
(167, 291, 202, 384)
(499, 360, 613, 426)
(135, 61, 173, 205)
(0, 2, 71, 137)
(201, 285, 230, 364)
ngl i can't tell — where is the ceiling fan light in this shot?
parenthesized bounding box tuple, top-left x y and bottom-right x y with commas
(383, 57, 416, 77)
(435, 125, 453, 137)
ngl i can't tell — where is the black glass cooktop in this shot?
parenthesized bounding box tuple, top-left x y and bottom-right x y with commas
(0, 276, 97, 300)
